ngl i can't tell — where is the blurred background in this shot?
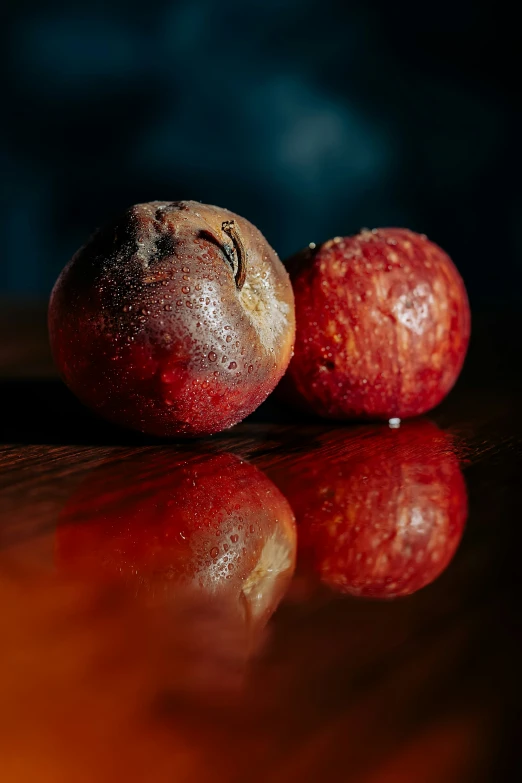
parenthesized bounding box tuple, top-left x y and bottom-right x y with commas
(2, 0, 519, 307)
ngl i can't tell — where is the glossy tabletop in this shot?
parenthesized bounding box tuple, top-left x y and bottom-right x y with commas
(0, 304, 521, 783)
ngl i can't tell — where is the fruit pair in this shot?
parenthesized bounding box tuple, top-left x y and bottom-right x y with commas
(56, 421, 466, 604)
(49, 202, 470, 436)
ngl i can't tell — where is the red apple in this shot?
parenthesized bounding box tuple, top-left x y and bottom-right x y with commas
(55, 451, 296, 635)
(281, 228, 470, 420)
(48, 201, 295, 437)
(273, 421, 467, 598)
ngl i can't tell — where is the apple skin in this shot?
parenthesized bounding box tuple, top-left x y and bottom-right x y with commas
(55, 451, 297, 634)
(48, 201, 295, 437)
(280, 228, 470, 420)
(272, 421, 467, 599)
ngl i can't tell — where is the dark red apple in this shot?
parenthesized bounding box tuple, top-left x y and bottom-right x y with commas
(273, 421, 467, 598)
(55, 451, 297, 636)
(48, 201, 295, 437)
(281, 228, 470, 420)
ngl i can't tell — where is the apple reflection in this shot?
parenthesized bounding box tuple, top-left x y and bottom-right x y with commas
(55, 451, 296, 652)
(275, 421, 467, 599)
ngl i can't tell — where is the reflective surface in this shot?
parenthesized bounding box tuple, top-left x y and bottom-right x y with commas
(0, 305, 521, 782)
(56, 450, 296, 680)
(272, 421, 467, 598)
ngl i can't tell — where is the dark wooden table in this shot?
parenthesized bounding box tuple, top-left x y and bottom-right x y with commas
(1, 304, 521, 783)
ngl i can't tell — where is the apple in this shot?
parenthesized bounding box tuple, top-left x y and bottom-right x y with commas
(48, 201, 295, 437)
(281, 228, 470, 420)
(272, 421, 467, 598)
(55, 451, 297, 636)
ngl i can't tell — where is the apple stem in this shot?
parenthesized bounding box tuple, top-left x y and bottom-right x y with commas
(222, 220, 247, 290)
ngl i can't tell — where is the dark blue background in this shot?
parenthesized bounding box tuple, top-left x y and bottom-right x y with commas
(3, 0, 519, 305)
